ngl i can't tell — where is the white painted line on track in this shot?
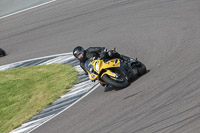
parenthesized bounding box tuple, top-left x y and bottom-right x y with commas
(27, 84, 100, 133)
(0, 0, 56, 19)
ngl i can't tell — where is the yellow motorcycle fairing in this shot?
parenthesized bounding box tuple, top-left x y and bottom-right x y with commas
(100, 70, 117, 79)
(86, 58, 121, 83)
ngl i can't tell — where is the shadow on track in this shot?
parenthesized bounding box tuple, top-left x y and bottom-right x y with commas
(104, 70, 150, 92)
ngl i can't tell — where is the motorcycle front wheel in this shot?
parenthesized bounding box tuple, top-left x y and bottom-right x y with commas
(102, 74, 129, 88)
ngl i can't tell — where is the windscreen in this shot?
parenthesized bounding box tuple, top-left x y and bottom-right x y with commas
(85, 59, 94, 74)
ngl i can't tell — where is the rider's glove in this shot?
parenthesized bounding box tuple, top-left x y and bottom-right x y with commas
(108, 49, 118, 57)
(108, 50, 114, 57)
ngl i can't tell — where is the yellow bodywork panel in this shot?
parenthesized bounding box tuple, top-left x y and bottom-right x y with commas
(100, 70, 117, 79)
(98, 59, 120, 72)
(87, 58, 120, 81)
(88, 73, 98, 81)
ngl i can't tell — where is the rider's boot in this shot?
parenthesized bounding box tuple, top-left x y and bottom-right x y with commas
(100, 83, 108, 87)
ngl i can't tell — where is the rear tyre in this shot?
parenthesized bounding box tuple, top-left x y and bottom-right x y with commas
(136, 61, 146, 76)
(102, 74, 129, 88)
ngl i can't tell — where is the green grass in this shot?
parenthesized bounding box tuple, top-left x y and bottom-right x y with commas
(0, 64, 78, 133)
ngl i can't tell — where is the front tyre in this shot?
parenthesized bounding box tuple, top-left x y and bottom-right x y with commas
(102, 74, 129, 88)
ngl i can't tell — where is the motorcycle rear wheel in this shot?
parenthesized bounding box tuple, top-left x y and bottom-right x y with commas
(136, 61, 146, 76)
(102, 74, 129, 88)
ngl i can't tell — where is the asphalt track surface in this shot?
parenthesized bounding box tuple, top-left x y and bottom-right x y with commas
(1, 0, 200, 133)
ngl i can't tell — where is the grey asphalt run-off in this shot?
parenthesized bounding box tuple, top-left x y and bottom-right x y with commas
(1, 0, 200, 133)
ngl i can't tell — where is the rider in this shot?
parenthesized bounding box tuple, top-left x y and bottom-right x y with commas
(73, 46, 131, 75)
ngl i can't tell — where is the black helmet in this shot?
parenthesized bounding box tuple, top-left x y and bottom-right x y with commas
(73, 46, 85, 61)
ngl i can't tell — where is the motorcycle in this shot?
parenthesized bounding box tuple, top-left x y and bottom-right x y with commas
(84, 50, 146, 88)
